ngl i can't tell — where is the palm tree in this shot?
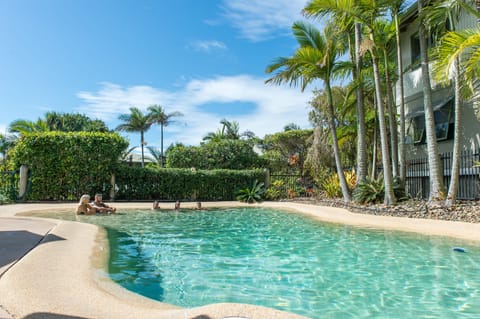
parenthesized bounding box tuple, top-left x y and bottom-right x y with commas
(303, 0, 396, 205)
(304, 0, 368, 184)
(116, 107, 152, 168)
(418, 0, 446, 203)
(430, 0, 479, 205)
(147, 105, 183, 167)
(266, 21, 352, 202)
(389, 0, 408, 182)
(9, 119, 49, 135)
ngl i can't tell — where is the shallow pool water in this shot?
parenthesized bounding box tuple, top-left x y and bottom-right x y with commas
(76, 207, 480, 319)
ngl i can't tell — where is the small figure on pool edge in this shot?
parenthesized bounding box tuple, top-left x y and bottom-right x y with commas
(174, 200, 181, 210)
(91, 193, 116, 214)
(152, 200, 160, 210)
(76, 194, 96, 215)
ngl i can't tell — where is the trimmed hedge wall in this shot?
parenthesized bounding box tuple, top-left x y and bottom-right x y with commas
(10, 132, 128, 200)
(114, 165, 267, 201)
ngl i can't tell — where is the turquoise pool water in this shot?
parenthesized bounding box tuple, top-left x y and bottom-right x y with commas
(78, 207, 480, 319)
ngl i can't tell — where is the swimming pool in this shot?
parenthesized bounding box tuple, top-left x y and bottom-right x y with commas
(78, 207, 480, 319)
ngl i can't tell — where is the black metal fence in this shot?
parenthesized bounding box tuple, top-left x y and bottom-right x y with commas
(406, 150, 480, 200)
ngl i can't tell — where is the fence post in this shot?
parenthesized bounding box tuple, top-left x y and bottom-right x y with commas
(18, 165, 28, 199)
(264, 168, 271, 189)
(110, 174, 115, 201)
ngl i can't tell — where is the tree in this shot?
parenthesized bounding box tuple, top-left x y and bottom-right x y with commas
(304, 0, 369, 184)
(116, 107, 152, 168)
(9, 119, 49, 135)
(430, 0, 479, 205)
(418, 0, 446, 202)
(45, 111, 109, 132)
(389, 0, 408, 182)
(0, 133, 16, 168)
(265, 21, 352, 202)
(202, 119, 256, 143)
(260, 129, 313, 175)
(147, 105, 183, 167)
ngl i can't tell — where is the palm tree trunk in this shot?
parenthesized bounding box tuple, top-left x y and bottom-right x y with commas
(370, 32, 396, 205)
(140, 131, 145, 168)
(384, 50, 399, 178)
(355, 22, 368, 184)
(446, 58, 461, 206)
(418, 0, 445, 203)
(326, 81, 351, 202)
(395, 13, 407, 183)
(371, 105, 378, 181)
(161, 124, 164, 168)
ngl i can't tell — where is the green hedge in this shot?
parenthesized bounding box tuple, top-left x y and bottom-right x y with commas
(10, 132, 128, 200)
(114, 165, 267, 201)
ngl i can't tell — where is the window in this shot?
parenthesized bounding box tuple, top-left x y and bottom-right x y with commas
(434, 99, 453, 140)
(407, 114, 425, 144)
(406, 98, 453, 144)
(410, 33, 434, 66)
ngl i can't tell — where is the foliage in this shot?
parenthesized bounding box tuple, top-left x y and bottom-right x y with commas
(264, 179, 287, 200)
(320, 170, 356, 199)
(114, 165, 266, 201)
(236, 180, 265, 203)
(352, 176, 385, 204)
(166, 139, 264, 170)
(9, 132, 128, 200)
(0, 191, 12, 205)
(353, 175, 407, 204)
(260, 129, 313, 174)
(9, 112, 109, 134)
(202, 119, 256, 142)
(45, 111, 109, 132)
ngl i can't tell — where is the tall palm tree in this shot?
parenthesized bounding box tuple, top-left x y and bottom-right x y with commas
(390, 0, 408, 182)
(266, 21, 352, 202)
(304, 0, 368, 184)
(430, 0, 479, 205)
(303, 0, 396, 205)
(147, 105, 183, 167)
(418, 0, 446, 202)
(116, 107, 152, 168)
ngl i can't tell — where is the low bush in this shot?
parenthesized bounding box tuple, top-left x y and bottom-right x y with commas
(236, 180, 265, 203)
(114, 165, 266, 201)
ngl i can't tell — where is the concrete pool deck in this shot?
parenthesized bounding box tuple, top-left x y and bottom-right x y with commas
(0, 201, 479, 319)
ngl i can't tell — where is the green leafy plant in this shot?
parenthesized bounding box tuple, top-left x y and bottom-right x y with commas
(264, 179, 287, 200)
(353, 176, 385, 204)
(0, 191, 12, 205)
(353, 176, 407, 204)
(236, 180, 265, 203)
(319, 170, 356, 199)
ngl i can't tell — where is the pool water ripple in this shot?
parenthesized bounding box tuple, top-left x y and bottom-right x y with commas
(77, 207, 480, 319)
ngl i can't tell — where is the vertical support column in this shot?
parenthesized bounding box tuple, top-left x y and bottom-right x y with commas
(110, 174, 115, 201)
(18, 165, 28, 199)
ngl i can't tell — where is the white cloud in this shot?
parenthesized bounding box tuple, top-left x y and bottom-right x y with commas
(188, 40, 227, 53)
(221, 0, 305, 41)
(76, 75, 313, 147)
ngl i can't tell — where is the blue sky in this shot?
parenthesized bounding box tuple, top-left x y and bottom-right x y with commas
(0, 0, 315, 148)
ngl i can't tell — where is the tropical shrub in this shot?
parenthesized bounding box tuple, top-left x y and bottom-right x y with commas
(353, 176, 407, 204)
(166, 139, 264, 169)
(236, 180, 265, 203)
(0, 191, 12, 205)
(9, 132, 128, 200)
(114, 165, 266, 201)
(320, 170, 356, 199)
(264, 179, 287, 200)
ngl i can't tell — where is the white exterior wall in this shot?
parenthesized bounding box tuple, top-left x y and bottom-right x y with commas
(396, 5, 480, 159)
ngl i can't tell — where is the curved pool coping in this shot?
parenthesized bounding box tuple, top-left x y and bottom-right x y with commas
(0, 201, 479, 319)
